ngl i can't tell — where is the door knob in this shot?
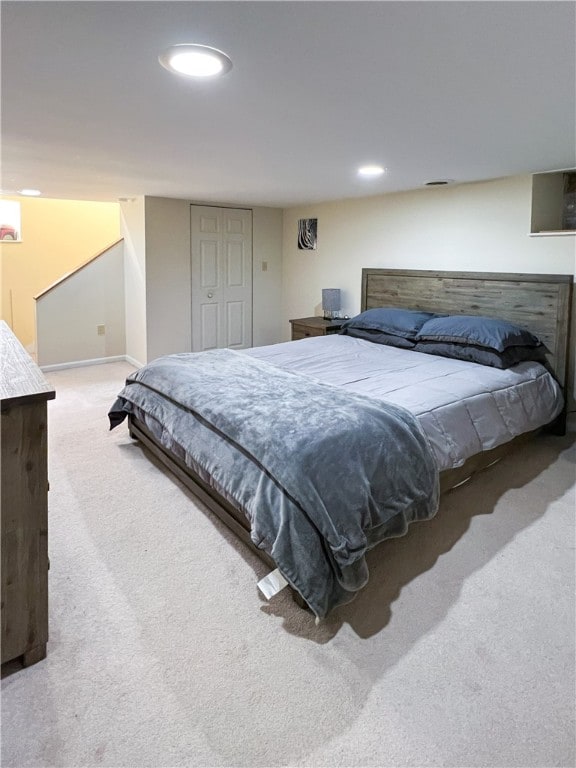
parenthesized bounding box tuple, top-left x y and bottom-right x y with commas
(207, 292, 213, 298)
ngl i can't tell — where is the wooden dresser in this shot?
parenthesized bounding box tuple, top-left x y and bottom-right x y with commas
(1, 321, 55, 667)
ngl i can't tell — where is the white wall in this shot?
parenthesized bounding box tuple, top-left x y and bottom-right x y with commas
(36, 241, 125, 367)
(121, 197, 147, 367)
(252, 207, 283, 347)
(144, 197, 192, 362)
(282, 175, 574, 333)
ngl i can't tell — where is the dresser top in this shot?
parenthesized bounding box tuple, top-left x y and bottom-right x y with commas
(1, 321, 55, 406)
(289, 316, 333, 327)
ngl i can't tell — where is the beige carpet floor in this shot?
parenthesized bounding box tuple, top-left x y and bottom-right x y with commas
(1, 361, 575, 768)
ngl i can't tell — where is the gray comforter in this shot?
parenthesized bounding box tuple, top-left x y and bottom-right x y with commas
(109, 349, 439, 617)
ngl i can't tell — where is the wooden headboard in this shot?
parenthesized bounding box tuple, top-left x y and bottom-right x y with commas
(361, 269, 573, 389)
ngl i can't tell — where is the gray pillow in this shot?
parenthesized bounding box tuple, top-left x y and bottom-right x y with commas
(340, 326, 416, 349)
(415, 314, 543, 352)
(342, 308, 439, 340)
(414, 340, 548, 369)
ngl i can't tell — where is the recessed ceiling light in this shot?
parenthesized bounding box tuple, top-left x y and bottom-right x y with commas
(19, 188, 41, 196)
(159, 44, 233, 78)
(357, 165, 386, 178)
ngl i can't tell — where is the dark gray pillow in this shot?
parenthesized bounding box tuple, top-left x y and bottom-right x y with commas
(414, 340, 548, 369)
(340, 326, 416, 349)
(415, 314, 542, 352)
(341, 308, 439, 339)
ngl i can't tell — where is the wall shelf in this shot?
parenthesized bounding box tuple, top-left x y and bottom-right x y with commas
(530, 169, 576, 235)
(528, 230, 576, 237)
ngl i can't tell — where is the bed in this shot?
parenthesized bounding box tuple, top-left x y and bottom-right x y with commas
(109, 269, 573, 618)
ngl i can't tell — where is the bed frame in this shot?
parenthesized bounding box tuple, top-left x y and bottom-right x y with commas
(128, 269, 573, 578)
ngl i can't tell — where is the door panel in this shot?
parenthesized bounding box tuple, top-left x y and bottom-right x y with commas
(226, 241, 244, 286)
(200, 213, 219, 234)
(226, 301, 244, 348)
(225, 215, 245, 235)
(201, 303, 219, 350)
(191, 205, 252, 352)
(200, 241, 219, 288)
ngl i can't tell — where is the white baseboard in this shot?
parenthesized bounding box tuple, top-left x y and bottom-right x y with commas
(41, 355, 130, 372)
(124, 355, 144, 369)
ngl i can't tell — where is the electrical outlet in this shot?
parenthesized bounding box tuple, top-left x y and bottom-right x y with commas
(97, 324, 106, 336)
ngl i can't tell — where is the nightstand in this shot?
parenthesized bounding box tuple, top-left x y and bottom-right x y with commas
(289, 317, 343, 340)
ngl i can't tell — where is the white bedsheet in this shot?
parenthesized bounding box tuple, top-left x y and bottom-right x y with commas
(244, 334, 563, 471)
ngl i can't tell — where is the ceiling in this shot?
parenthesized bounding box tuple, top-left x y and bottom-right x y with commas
(1, 1, 575, 207)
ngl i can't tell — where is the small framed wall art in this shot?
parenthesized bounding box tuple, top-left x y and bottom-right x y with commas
(0, 200, 22, 242)
(298, 218, 317, 250)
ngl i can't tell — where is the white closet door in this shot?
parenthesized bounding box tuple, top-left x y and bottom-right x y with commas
(191, 205, 252, 352)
